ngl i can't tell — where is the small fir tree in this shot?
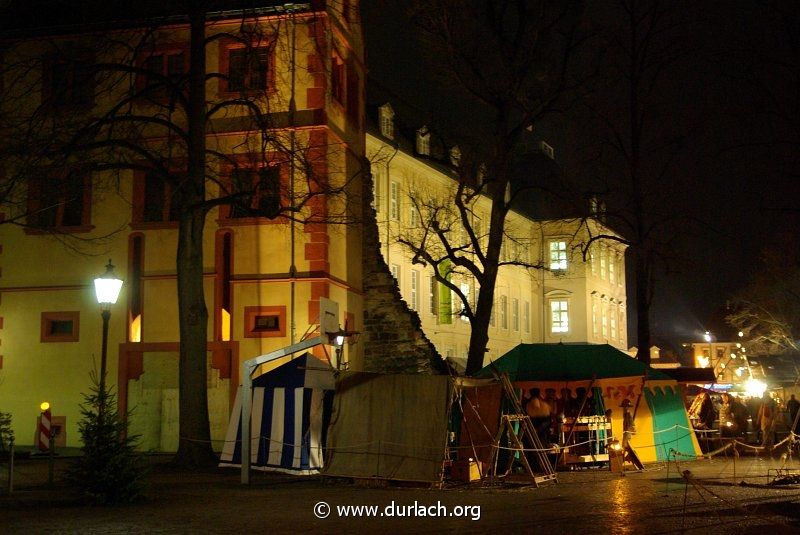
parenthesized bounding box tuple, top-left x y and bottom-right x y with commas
(68, 375, 146, 504)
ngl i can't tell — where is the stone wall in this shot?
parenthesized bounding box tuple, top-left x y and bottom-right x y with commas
(360, 162, 445, 374)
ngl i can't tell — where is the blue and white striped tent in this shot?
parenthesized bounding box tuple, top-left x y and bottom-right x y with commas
(219, 353, 335, 474)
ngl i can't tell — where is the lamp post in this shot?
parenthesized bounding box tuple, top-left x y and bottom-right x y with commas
(93, 260, 123, 392)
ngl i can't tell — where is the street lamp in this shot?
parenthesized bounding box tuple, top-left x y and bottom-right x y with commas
(93, 260, 123, 391)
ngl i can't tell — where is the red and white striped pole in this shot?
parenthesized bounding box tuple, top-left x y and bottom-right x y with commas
(38, 403, 51, 452)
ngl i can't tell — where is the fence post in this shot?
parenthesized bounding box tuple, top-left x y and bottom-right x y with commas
(48, 434, 55, 487)
(7, 438, 14, 493)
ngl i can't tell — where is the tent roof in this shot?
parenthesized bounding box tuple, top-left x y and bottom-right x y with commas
(253, 352, 334, 390)
(478, 343, 673, 382)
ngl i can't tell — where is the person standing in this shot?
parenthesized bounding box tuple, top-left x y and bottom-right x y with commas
(787, 394, 800, 434)
(621, 399, 635, 448)
(757, 394, 776, 449)
(719, 393, 737, 438)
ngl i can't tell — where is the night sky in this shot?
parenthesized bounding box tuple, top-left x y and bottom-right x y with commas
(360, 1, 800, 350)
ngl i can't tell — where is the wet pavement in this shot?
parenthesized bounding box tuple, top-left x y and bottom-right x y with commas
(2, 453, 800, 533)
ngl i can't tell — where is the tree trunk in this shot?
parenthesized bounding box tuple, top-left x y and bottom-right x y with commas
(466, 267, 497, 375)
(634, 248, 651, 365)
(174, 4, 215, 467)
(465, 196, 506, 376)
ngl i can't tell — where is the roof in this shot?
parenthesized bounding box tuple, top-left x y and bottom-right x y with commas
(0, 1, 311, 37)
(478, 343, 674, 382)
(660, 367, 717, 384)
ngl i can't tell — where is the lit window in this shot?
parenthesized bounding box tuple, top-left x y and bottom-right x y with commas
(391, 263, 400, 286)
(549, 240, 568, 271)
(550, 300, 569, 333)
(523, 301, 530, 334)
(410, 205, 420, 227)
(610, 306, 617, 340)
(411, 270, 419, 311)
(390, 181, 399, 221)
(608, 250, 617, 284)
(601, 305, 608, 337)
(512, 298, 519, 331)
(499, 295, 508, 329)
(592, 296, 599, 337)
(429, 275, 438, 316)
(459, 283, 470, 322)
(600, 245, 607, 279)
(372, 167, 383, 212)
(590, 248, 597, 276)
(490, 298, 496, 327)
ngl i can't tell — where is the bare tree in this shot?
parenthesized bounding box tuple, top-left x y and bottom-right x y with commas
(571, 0, 701, 364)
(727, 224, 800, 355)
(1, 2, 357, 466)
(389, 0, 587, 375)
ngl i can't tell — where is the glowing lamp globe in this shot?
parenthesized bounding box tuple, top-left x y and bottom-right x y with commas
(94, 260, 123, 309)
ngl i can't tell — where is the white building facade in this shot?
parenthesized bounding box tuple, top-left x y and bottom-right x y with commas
(367, 107, 628, 369)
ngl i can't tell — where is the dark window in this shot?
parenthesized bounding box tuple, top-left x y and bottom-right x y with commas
(331, 54, 345, 104)
(27, 174, 90, 230)
(253, 315, 280, 332)
(138, 173, 180, 223)
(229, 166, 280, 219)
(244, 306, 286, 338)
(342, 0, 351, 22)
(50, 59, 94, 109)
(49, 320, 74, 335)
(41, 311, 80, 342)
(346, 63, 360, 125)
(139, 51, 185, 95)
(228, 47, 269, 92)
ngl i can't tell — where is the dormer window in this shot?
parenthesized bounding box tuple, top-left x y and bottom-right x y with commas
(449, 146, 461, 167)
(539, 140, 555, 160)
(477, 163, 487, 184)
(379, 103, 394, 140)
(416, 126, 430, 155)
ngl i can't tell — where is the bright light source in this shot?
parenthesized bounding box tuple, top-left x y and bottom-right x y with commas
(736, 343, 742, 348)
(40, 401, 50, 411)
(744, 378, 767, 397)
(610, 440, 622, 451)
(697, 356, 710, 368)
(703, 331, 712, 342)
(335, 334, 345, 347)
(738, 331, 744, 338)
(731, 353, 737, 359)
(726, 421, 733, 427)
(735, 368, 743, 377)
(94, 260, 123, 308)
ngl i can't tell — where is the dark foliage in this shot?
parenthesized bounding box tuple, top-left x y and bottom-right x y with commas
(68, 377, 147, 505)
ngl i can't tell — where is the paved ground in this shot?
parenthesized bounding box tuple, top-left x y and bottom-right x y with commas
(3, 451, 800, 534)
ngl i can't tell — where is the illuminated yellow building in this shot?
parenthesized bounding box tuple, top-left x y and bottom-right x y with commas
(367, 105, 629, 370)
(0, 3, 365, 448)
